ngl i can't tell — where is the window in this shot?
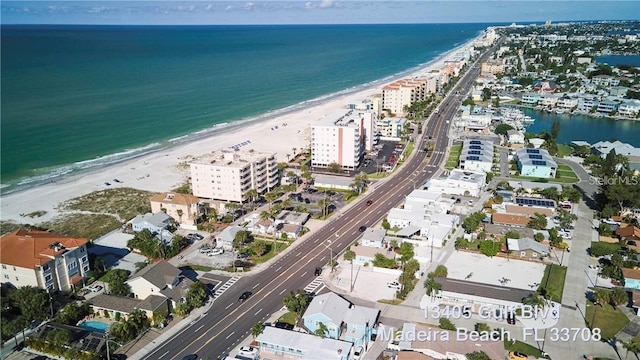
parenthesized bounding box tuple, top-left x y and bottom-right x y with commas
(42, 264, 50, 271)
(520, 251, 526, 257)
(15, 276, 19, 281)
(45, 274, 52, 282)
(80, 247, 85, 253)
(532, 253, 538, 257)
(68, 261, 78, 271)
(1, 265, 5, 269)
(83, 266, 89, 273)
(3, 275, 8, 280)
(13, 266, 16, 271)
(81, 256, 88, 264)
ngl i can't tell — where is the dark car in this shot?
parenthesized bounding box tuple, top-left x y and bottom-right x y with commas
(238, 291, 252, 302)
(274, 321, 294, 330)
(359, 226, 367, 232)
(628, 240, 638, 246)
(181, 355, 197, 360)
(366, 200, 373, 206)
(315, 267, 322, 276)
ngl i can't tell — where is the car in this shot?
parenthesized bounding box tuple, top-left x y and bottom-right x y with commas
(506, 312, 516, 325)
(304, 198, 311, 204)
(274, 321, 294, 330)
(353, 346, 364, 360)
(366, 200, 373, 206)
(387, 281, 401, 289)
(207, 248, 224, 256)
(237, 253, 249, 259)
(88, 284, 103, 292)
(509, 351, 528, 360)
(199, 247, 214, 254)
(628, 240, 638, 246)
(358, 226, 367, 232)
(238, 346, 259, 357)
(238, 291, 252, 302)
(305, 291, 316, 301)
(315, 267, 322, 276)
(181, 355, 198, 360)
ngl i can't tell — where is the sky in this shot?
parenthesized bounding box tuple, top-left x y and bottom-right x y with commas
(1, 0, 639, 25)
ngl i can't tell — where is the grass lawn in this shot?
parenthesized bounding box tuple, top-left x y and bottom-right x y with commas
(278, 311, 298, 325)
(555, 164, 580, 183)
(444, 144, 462, 170)
(377, 299, 403, 305)
(181, 264, 214, 272)
(585, 302, 630, 340)
(503, 339, 549, 359)
(557, 144, 573, 157)
(251, 241, 291, 265)
(538, 264, 567, 302)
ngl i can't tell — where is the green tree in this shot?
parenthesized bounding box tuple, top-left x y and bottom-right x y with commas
(610, 287, 629, 308)
(523, 294, 546, 309)
(343, 249, 356, 262)
(439, 318, 456, 331)
(424, 275, 442, 296)
(593, 288, 610, 307)
(186, 281, 209, 310)
(372, 253, 397, 269)
(233, 230, 250, 251)
(622, 340, 640, 360)
(249, 240, 268, 256)
(327, 162, 342, 173)
(534, 233, 545, 242)
(381, 218, 391, 231)
(475, 323, 491, 334)
(251, 322, 265, 339)
(103, 269, 131, 296)
(479, 240, 499, 257)
(398, 242, 415, 264)
(481, 87, 492, 101)
(527, 213, 548, 230)
(56, 302, 91, 325)
(8, 286, 50, 321)
(463, 211, 486, 233)
(433, 265, 448, 277)
(283, 290, 309, 320)
(466, 351, 492, 360)
(314, 322, 329, 338)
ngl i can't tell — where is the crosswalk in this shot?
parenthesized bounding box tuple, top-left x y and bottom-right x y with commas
(214, 276, 240, 297)
(304, 277, 326, 295)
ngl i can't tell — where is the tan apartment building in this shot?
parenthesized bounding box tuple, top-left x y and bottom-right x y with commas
(0, 230, 89, 292)
(382, 78, 435, 116)
(480, 59, 505, 75)
(150, 192, 201, 225)
(190, 149, 279, 202)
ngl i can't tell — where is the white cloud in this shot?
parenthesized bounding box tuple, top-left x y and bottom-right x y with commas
(305, 2, 315, 9)
(205, 4, 213, 11)
(244, 2, 255, 10)
(225, 5, 233, 11)
(319, 0, 335, 8)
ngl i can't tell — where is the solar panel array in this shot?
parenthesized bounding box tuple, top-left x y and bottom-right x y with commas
(516, 198, 555, 207)
(467, 156, 480, 161)
(532, 160, 547, 166)
(470, 145, 482, 149)
(469, 150, 481, 155)
(79, 337, 103, 352)
(526, 148, 540, 154)
(470, 140, 481, 144)
(529, 154, 543, 160)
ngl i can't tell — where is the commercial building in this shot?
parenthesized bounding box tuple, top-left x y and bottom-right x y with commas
(376, 117, 407, 140)
(458, 139, 493, 173)
(480, 60, 504, 75)
(190, 149, 279, 203)
(311, 109, 372, 170)
(424, 169, 486, 197)
(515, 148, 557, 178)
(255, 326, 353, 360)
(0, 230, 89, 292)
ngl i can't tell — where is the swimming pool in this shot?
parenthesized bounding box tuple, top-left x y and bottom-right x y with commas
(79, 320, 110, 334)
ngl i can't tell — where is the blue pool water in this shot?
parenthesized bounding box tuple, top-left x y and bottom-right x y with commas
(79, 320, 110, 334)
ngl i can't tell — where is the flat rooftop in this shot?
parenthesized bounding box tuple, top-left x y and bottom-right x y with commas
(191, 149, 274, 167)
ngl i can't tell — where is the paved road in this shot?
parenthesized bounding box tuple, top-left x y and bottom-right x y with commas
(138, 47, 498, 360)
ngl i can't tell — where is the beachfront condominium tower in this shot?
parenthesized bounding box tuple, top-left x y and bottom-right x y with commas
(311, 109, 373, 170)
(190, 150, 279, 202)
(0, 230, 90, 292)
(381, 77, 434, 116)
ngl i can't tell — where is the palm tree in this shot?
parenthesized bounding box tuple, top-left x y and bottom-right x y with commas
(251, 322, 266, 339)
(314, 322, 329, 338)
(593, 288, 610, 307)
(264, 191, 279, 211)
(292, 147, 297, 157)
(424, 277, 442, 296)
(523, 294, 546, 309)
(317, 197, 332, 218)
(622, 340, 640, 360)
(176, 209, 183, 224)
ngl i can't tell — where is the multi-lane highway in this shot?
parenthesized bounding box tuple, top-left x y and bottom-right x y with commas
(142, 44, 497, 360)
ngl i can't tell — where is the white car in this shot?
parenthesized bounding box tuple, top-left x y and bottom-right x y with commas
(353, 346, 364, 360)
(87, 284, 103, 292)
(207, 248, 224, 256)
(387, 281, 401, 289)
(238, 346, 259, 358)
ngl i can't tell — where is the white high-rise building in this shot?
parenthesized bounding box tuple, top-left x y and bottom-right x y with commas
(190, 150, 279, 202)
(311, 109, 370, 170)
(381, 77, 435, 116)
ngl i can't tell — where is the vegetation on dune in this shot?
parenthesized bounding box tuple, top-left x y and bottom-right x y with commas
(41, 213, 122, 240)
(57, 187, 155, 221)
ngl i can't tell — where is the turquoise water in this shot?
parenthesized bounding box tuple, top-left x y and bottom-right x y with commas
(1, 23, 487, 193)
(596, 55, 640, 67)
(79, 320, 110, 333)
(523, 108, 640, 147)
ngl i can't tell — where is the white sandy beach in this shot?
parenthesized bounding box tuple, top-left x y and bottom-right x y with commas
(0, 36, 481, 226)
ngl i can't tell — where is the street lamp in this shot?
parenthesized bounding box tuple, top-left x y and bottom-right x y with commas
(46, 287, 54, 319)
(326, 239, 333, 272)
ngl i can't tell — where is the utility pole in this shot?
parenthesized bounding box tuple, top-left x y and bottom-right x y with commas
(350, 260, 354, 293)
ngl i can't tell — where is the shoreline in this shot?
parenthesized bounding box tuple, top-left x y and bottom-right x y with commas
(0, 34, 481, 226)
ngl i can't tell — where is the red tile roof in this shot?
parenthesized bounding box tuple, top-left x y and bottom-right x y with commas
(617, 226, 640, 240)
(0, 230, 87, 269)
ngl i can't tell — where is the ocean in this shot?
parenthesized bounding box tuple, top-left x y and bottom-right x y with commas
(1, 23, 487, 194)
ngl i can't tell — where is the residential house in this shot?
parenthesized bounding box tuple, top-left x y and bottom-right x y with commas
(458, 139, 493, 173)
(255, 326, 353, 360)
(591, 75, 620, 87)
(622, 268, 640, 290)
(150, 192, 201, 226)
(302, 292, 380, 348)
(507, 238, 549, 260)
(619, 100, 640, 118)
(556, 97, 578, 110)
(127, 212, 173, 242)
(539, 94, 559, 107)
(577, 97, 598, 112)
(515, 148, 557, 178)
(360, 228, 386, 248)
(215, 226, 244, 250)
(277, 223, 302, 240)
(506, 130, 525, 145)
(89, 293, 169, 322)
(0, 230, 89, 292)
(385, 322, 505, 360)
(617, 226, 640, 242)
(351, 245, 396, 267)
(597, 100, 619, 114)
(610, 86, 630, 98)
(492, 213, 531, 227)
(521, 93, 540, 105)
(424, 168, 486, 197)
(125, 260, 193, 309)
(275, 210, 310, 226)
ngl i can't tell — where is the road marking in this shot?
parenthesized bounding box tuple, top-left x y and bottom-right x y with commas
(296, 251, 302, 256)
(320, 256, 326, 261)
(252, 283, 260, 289)
(195, 325, 204, 332)
(225, 332, 235, 339)
(275, 266, 282, 272)
(255, 308, 262, 316)
(225, 303, 233, 310)
(301, 271, 307, 277)
(158, 351, 169, 359)
(279, 288, 287, 295)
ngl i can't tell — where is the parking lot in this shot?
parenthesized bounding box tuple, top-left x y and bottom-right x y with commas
(360, 140, 404, 174)
(445, 251, 546, 290)
(328, 260, 401, 301)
